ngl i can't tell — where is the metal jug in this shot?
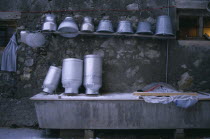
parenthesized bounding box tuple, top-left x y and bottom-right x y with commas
(136, 22, 153, 35)
(117, 20, 134, 34)
(42, 14, 57, 31)
(80, 16, 94, 32)
(155, 15, 174, 36)
(96, 20, 114, 33)
(58, 17, 79, 38)
(42, 66, 61, 94)
(20, 31, 29, 44)
(84, 55, 102, 95)
(62, 58, 83, 94)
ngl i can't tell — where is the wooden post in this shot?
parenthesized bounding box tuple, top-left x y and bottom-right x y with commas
(84, 130, 95, 139)
(199, 16, 204, 38)
(174, 129, 185, 139)
(60, 129, 84, 139)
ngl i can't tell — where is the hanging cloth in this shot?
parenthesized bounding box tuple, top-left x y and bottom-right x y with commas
(1, 33, 18, 72)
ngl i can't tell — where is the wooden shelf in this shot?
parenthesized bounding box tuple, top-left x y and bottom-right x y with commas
(41, 31, 176, 40)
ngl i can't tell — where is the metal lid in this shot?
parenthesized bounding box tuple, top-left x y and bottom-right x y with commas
(63, 58, 83, 62)
(84, 55, 102, 58)
(50, 66, 62, 71)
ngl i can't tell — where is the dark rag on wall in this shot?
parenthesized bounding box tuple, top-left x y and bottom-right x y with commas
(1, 33, 18, 72)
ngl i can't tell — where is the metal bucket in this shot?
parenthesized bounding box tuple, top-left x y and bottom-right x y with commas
(42, 66, 61, 94)
(155, 15, 174, 36)
(58, 17, 79, 38)
(84, 55, 102, 95)
(62, 58, 83, 94)
(96, 20, 114, 33)
(42, 14, 57, 31)
(117, 20, 134, 34)
(136, 22, 153, 35)
(80, 16, 94, 32)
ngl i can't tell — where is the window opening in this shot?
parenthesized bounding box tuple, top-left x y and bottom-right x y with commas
(178, 16, 199, 40)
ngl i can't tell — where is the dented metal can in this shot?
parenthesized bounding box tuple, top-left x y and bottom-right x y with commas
(42, 66, 61, 94)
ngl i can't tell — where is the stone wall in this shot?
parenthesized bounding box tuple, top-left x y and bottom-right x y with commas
(168, 40, 210, 92)
(0, 0, 210, 127)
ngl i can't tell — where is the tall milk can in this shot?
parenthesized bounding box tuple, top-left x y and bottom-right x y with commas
(62, 58, 83, 94)
(84, 55, 102, 95)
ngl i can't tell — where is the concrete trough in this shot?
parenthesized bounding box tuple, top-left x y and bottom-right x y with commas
(31, 93, 210, 129)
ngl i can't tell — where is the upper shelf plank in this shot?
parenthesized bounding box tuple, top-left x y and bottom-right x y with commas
(42, 31, 176, 40)
(0, 12, 21, 20)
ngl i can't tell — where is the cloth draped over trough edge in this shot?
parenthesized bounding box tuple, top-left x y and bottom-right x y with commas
(143, 95, 198, 108)
(1, 33, 18, 72)
(140, 82, 198, 108)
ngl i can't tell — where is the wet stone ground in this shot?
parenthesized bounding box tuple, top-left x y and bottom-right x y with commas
(0, 128, 210, 139)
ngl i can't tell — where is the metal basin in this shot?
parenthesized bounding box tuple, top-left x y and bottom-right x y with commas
(136, 21, 153, 35)
(96, 20, 114, 33)
(117, 20, 134, 34)
(58, 17, 79, 38)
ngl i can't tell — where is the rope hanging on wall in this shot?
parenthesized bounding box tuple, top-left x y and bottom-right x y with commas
(0, 6, 176, 14)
